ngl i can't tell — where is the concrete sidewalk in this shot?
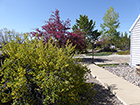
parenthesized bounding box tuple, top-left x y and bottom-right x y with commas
(88, 64, 140, 105)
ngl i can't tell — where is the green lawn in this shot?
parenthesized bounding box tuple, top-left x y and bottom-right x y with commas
(97, 64, 119, 67)
(116, 50, 130, 55)
(86, 52, 113, 56)
(97, 63, 129, 67)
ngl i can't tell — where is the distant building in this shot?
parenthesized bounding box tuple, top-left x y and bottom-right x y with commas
(110, 45, 116, 49)
(94, 41, 103, 48)
(129, 14, 140, 67)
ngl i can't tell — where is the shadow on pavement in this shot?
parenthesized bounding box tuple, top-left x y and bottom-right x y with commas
(77, 58, 112, 64)
(86, 74, 122, 105)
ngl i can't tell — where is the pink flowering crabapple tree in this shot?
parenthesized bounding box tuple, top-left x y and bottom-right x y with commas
(30, 9, 86, 51)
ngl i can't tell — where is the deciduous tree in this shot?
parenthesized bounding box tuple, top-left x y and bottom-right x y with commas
(100, 6, 120, 46)
(30, 9, 86, 51)
(0, 28, 26, 45)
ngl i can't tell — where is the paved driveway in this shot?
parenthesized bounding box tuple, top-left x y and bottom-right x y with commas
(75, 54, 130, 65)
(94, 55, 130, 64)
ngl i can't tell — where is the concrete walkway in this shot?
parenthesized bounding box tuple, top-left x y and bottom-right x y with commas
(88, 64, 140, 105)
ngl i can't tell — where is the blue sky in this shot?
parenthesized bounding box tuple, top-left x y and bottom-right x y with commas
(0, 0, 140, 34)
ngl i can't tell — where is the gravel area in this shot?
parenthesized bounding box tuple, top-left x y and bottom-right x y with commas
(102, 64, 140, 88)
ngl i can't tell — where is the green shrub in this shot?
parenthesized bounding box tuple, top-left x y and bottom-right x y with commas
(116, 50, 130, 55)
(0, 35, 94, 105)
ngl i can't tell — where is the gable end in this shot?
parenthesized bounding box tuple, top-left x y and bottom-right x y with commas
(129, 14, 140, 32)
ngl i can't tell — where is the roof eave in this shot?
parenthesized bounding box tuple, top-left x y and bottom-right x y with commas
(129, 14, 140, 33)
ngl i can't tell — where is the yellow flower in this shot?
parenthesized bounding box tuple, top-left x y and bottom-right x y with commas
(65, 64, 69, 67)
(19, 78, 22, 82)
(36, 76, 40, 79)
(11, 92, 15, 96)
(49, 62, 53, 66)
(16, 82, 20, 86)
(7, 82, 11, 87)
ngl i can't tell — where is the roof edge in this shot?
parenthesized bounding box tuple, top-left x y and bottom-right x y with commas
(129, 14, 140, 33)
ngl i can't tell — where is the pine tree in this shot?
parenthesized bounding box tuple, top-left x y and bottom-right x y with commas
(72, 15, 100, 43)
(118, 32, 130, 50)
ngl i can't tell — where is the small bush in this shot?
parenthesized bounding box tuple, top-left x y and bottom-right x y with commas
(101, 47, 117, 52)
(116, 50, 130, 55)
(0, 35, 94, 105)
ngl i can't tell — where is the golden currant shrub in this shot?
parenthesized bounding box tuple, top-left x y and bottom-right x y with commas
(0, 34, 94, 105)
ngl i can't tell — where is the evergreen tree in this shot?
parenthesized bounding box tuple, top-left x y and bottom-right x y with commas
(72, 15, 100, 43)
(118, 32, 130, 50)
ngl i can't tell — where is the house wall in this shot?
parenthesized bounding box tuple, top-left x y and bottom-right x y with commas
(130, 18, 140, 67)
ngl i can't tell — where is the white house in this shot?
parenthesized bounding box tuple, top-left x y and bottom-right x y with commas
(129, 14, 140, 67)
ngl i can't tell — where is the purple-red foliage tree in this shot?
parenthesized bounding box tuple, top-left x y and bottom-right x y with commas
(67, 29, 87, 51)
(30, 9, 86, 51)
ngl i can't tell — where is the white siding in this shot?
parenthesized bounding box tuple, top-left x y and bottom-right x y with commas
(130, 18, 140, 67)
